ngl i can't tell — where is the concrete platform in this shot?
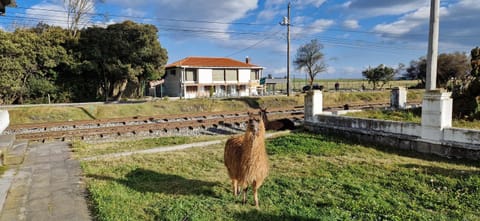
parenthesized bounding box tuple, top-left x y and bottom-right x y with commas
(0, 135, 15, 166)
(0, 142, 91, 221)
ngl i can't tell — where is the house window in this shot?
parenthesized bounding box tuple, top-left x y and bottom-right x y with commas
(185, 69, 197, 81)
(212, 69, 225, 81)
(225, 69, 238, 81)
(170, 69, 176, 76)
(186, 86, 197, 93)
(250, 69, 259, 80)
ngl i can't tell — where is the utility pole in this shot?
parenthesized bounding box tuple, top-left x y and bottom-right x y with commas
(280, 2, 291, 96)
(426, 0, 439, 90)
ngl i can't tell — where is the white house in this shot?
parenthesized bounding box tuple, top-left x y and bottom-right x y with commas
(163, 57, 263, 98)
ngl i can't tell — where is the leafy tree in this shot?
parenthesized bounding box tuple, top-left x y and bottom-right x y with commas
(0, 31, 24, 104)
(404, 52, 470, 88)
(362, 64, 395, 90)
(78, 20, 168, 101)
(294, 39, 327, 90)
(0, 27, 70, 104)
(404, 57, 427, 86)
(451, 47, 480, 118)
(0, 0, 16, 15)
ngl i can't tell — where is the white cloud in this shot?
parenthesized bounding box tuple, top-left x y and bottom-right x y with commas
(343, 19, 359, 29)
(292, 19, 334, 38)
(326, 66, 336, 74)
(300, 0, 327, 8)
(25, 3, 68, 28)
(257, 8, 281, 21)
(146, 0, 258, 41)
(25, 1, 96, 29)
(343, 0, 427, 17)
(121, 8, 146, 18)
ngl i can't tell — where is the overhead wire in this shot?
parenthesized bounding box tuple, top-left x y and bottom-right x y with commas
(1, 5, 473, 55)
(225, 29, 283, 57)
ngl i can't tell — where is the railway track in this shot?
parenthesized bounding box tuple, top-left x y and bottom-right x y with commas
(5, 102, 416, 142)
(5, 108, 304, 142)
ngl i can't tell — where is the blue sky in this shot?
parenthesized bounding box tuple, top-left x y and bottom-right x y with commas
(1, 0, 479, 79)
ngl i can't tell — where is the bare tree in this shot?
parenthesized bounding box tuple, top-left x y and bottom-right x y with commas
(63, 0, 102, 38)
(294, 39, 327, 90)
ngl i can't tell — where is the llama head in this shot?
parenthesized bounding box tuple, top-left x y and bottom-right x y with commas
(259, 108, 268, 123)
(247, 112, 262, 136)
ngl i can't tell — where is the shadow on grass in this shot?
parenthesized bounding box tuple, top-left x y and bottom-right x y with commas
(400, 164, 480, 178)
(88, 168, 220, 196)
(288, 129, 480, 167)
(232, 210, 320, 221)
(78, 106, 97, 120)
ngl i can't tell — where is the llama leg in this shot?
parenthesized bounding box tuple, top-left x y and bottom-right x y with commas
(253, 181, 259, 208)
(242, 187, 248, 205)
(232, 179, 238, 196)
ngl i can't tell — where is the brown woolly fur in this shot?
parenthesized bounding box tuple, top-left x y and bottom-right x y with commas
(260, 108, 295, 131)
(224, 112, 269, 208)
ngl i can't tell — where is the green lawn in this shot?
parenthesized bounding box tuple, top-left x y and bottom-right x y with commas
(345, 108, 480, 130)
(80, 132, 480, 221)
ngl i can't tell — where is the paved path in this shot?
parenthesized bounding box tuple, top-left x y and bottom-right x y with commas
(0, 142, 91, 221)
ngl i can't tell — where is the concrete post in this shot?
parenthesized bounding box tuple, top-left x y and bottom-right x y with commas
(0, 110, 9, 134)
(421, 0, 452, 142)
(304, 90, 323, 122)
(426, 0, 440, 90)
(421, 90, 452, 141)
(390, 87, 407, 109)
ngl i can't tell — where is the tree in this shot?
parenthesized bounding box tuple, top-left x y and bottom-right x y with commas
(0, 0, 16, 15)
(0, 26, 70, 104)
(77, 21, 168, 101)
(362, 64, 395, 90)
(451, 47, 480, 118)
(63, 0, 104, 38)
(404, 57, 427, 86)
(404, 52, 470, 88)
(294, 39, 327, 90)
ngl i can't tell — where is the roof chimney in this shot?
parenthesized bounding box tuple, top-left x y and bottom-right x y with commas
(245, 56, 250, 64)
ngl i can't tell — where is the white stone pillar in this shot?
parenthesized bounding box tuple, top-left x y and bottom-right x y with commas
(0, 110, 9, 134)
(304, 90, 323, 122)
(426, 0, 440, 90)
(390, 87, 407, 109)
(421, 90, 452, 141)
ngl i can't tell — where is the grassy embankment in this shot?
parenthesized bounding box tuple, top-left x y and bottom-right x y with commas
(6, 90, 423, 125)
(79, 132, 480, 221)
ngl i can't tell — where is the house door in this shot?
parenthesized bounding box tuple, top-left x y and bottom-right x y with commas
(227, 85, 237, 96)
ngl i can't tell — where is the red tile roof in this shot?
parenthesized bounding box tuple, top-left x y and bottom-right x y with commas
(166, 57, 262, 68)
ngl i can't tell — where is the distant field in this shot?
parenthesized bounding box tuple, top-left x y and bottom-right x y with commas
(80, 132, 480, 221)
(278, 79, 420, 92)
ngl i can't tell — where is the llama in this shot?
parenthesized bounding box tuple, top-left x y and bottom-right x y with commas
(224, 112, 268, 207)
(260, 108, 295, 131)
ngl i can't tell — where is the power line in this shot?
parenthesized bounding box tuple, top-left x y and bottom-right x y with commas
(14, 6, 277, 27)
(225, 30, 283, 57)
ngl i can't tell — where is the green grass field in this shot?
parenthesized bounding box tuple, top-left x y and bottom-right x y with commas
(80, 132, 480, 221)
(345, 108, 480, 130)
